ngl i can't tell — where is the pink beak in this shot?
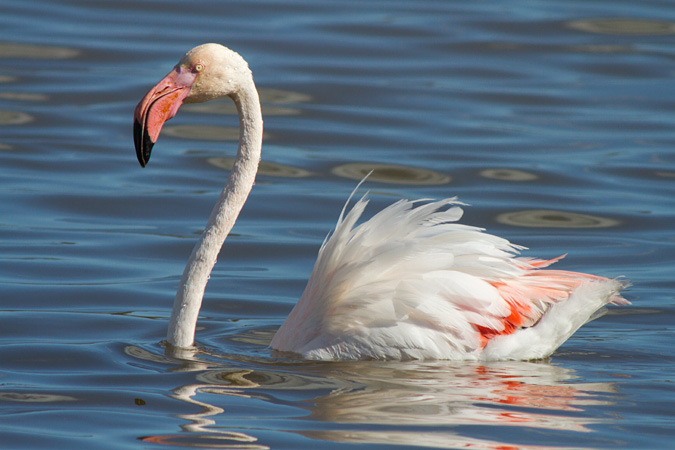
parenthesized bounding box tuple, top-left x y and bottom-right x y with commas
(133, 66, 197, 167)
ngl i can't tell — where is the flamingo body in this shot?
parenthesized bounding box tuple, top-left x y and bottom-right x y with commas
(133, 43, 628, 360)
(271, 194, 627, 360)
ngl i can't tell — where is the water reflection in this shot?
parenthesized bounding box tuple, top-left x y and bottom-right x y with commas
(0, 110, 33, 125)
(0, 92, 47, 101)
(163, 124, 240, 141)
(165, 88, 309, 142)
(140, 374, 268, 449)
(332, 162, 451, 185)
(497, 209, 620, 228)
(567, 18, 675, 35)
(130, 346, 619, 449)
(208, 157, 312, 178)
(299, 362, 613, 431)
(0, 42, 80, 59)
(141, 433, 267, 449)
(480, 168, 539, 181)
(204, 158, 451, 183)
(183, 88, 311, 117)
(0, 392, 76, 403)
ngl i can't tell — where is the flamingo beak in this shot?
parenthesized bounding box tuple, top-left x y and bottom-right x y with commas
(133, 66, 197, 167)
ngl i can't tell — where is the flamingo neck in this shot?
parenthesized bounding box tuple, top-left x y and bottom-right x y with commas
(167, 77, 262, 348)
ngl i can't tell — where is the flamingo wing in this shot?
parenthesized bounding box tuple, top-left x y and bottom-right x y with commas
(270, 191, 628, 361)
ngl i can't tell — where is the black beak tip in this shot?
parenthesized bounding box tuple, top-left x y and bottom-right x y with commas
(134, 119, 154, 168)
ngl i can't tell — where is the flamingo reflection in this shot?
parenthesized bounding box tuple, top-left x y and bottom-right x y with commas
(128, 345, 619, 449)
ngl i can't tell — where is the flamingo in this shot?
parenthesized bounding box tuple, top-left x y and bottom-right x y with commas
(133, 43, 628, 360)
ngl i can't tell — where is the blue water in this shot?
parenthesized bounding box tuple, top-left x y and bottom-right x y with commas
(1, 0, 674, 448)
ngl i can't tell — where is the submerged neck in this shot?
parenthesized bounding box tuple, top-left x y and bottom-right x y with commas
(167, 77, 263, 348)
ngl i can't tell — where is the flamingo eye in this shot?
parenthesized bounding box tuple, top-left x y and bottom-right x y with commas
(194, 63, 204, 72)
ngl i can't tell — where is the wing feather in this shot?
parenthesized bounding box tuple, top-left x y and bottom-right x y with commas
(270, 186, 628, 360)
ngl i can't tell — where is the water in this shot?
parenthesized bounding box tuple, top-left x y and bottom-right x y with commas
(1, 0, 673, 448)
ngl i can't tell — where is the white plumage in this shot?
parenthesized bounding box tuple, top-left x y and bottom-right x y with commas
(134, 43, 629, 361)
(271, 191, 627, 360)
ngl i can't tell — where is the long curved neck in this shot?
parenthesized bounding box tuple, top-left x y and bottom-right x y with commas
(167, 77, 262, 348)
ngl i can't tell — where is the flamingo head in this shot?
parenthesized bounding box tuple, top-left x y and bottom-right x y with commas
(133, 43, 251, 167)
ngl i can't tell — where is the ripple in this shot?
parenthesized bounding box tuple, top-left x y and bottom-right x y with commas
(0, 110, 33, 125)
(497, 209, 620, 228)
(0, 42, 80, 59)
(0, 92, 48, 101)
(332, 163, 451, 185)
(571, 44, 634, 54)
(196, 369, 261, 388)
(124, 345, 174, 364)
(139, 433, 268, 449)
(183, 102, 301, 117)
(182, 101, 235, 115)
(183, 88, 310, 116)
(208, 157, 312, 178)
(260, 88, 312, 104)
(261, 105, 303, 116)
(567, 18, 675, 35)
(163, 125, 240, 141)
(0, 392, 76, 403)
(480, 168, 538, 181)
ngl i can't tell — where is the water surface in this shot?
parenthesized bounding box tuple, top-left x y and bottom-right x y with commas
(1, 0, 674, 448)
